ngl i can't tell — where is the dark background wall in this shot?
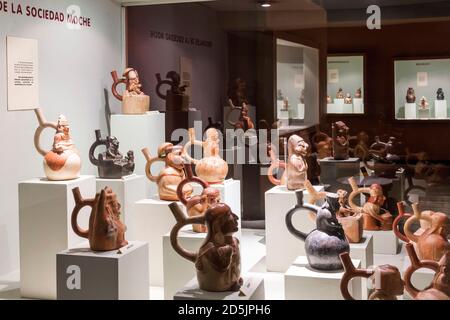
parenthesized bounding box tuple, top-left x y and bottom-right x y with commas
(323, 21, 450, 161)
(127, 3, 228, 127)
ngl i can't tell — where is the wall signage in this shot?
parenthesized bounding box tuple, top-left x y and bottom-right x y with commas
(149, 29, 212, 48)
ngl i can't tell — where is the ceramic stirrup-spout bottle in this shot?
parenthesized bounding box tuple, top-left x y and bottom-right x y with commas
(340, 252, 404, 300)
(285, 191, 349, 271)
(177, 164, 220, 233)
(71, 187, 128, 251)
(168, 201, 242, 292)
(111, 68, 150, 114)
(183, 128, 228, 184)
(403, 243, 450, 300)
(403, 203, 450, 261)
(33, 108, 81, 181)
(267, 141, 287, 186)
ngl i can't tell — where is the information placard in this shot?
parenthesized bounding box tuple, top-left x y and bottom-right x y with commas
(7, 36, 39, 111)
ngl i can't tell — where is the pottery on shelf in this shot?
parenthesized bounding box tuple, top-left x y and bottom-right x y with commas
(142, 143, 193, 201)
(111, 68, 150, 114)
(286, 135, 309, 190)
(228, 78, 249, 107)
(33, 108, 81, 181)
(344, 93, 352, 104)
(403, 203, 450, 261)
(336, 88, 345, 99)
(364, 136, 400, 179)
(340, 252, 404, 300)
(312, 131, 333, 160)
(286, 191, 349, 271)
(403, 243, 450, 300)
(437, 88, 445, 101)
(71, 187, 128, 251)
(226, 100, 255, 131)
(183, 128, 228, 184)
(168, 200, 242, 292)
(419, 96, 429, 110)
(348, 177, 393, 231)
(156, 71, 189, 112)
(176, 164, 220, 233)
(355, 88, 362, 99)
(89, 130, 134, 179)
(406, 87, 416, 103)
(332, 121, 350, 160)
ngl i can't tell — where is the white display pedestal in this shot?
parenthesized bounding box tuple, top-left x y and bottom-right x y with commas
(284, 256, 362, 300)
(56, 241, 149, 300)
(19, 175, 96, 300)
(296, 103, 305, 119)
(402, 255, 435, 300)
(418, 108, 430, 119)
(405, 103, 417, 119)
(174, 277, 265, 300)
(110, 113, 165, 197)
(435, 100, 447, 119)
(265, 185, 325, 272)
(192, 179, 241, 216)
(95, 174, 145, 232)
(327, 103, 337, 114)
(334, 98, 345, 110)
(363, 230, 399, 255)
(127, 197, 178, 286)
(342, 103, 353, 113)
(278, 109, 289, 120)
(353, 98, 364, 113)
(349, 235, 374, 300)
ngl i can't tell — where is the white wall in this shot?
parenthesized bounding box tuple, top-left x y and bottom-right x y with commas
(0, 0, 124, 275)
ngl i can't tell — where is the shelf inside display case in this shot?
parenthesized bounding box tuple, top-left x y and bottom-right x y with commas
(395, 57, 450, 120)
(326, 55, 365, 115)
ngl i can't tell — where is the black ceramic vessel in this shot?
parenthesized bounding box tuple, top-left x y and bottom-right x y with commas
(285, 191, 349, 271)
(437, 88, 445, 101)
(89, 130, 135, 179)
(156, 71, 189, 112)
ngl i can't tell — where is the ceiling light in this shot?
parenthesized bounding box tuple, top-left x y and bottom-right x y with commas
(260, 1, 271, 8)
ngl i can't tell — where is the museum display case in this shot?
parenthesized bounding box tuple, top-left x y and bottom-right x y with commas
(327, 55, 365, 115)
(395, 57, 450, 120)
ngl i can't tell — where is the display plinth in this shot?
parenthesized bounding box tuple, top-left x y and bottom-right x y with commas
(404, 103, 417, 119)
(111, 113, 165, 197)
(402, 254, 435, 300)
(319, 157, 360, 192)
(296, 103, 305, 119)
(265, 185, 325, 272)
(349, 235, 374, 300)
(353, 98, 364, 113)
(418, 108, 430, 119)
(363, 230, 399, 255)
(192, 179, 241, 217)
(278, 109, 289, 120)
(56, 241, 149, 300)
(19, 175, 96, 300)
(342, 103, 353, 113)
(95, 174, 145, 231)
(127, 197, 179, 286)
(224, 104, 256, 130)
(334, 98, 345, 110)
(435, 100, 447, 118)
(174, 277, 265, 300)
(327, 103, 337, 114)
(284, 256, 362, 300)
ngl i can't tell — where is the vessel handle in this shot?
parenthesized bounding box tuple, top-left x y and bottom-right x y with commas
(71, 187, 95, 239)
(177, 164, 209, 205)
(142, 148, 164, 182)
(339, 252, 374, 300)
(33, 108, 57, 157)
(111, 70, 126, 101)
(392, 201, 412, 242)
(285, 191, 320, 242)
(88, 130, 106, 167)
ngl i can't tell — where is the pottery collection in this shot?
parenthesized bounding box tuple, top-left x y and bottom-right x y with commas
(348, 177, 393, 231)
(156, 71, 189, 112)
(332, 121, 350, 160)
(111, 68, 150, 114)
(285, 191, 349, 271)
(33, 108, 81, 181)
(71, 187, 128, 251)
(183, 128, 228, 184)
(364, 136, 401, 179)
(142, 143, 193, 201)
(168, 200, 242, 292)
(89, 130, 134, 179)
